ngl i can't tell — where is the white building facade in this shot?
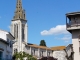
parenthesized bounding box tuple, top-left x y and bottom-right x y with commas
(0, 30, 15, 60)
(66, 12, 80, 60)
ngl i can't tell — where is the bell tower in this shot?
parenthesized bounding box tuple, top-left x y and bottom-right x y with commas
(10, 0, 28, 53)
(66, 12, 80, 60)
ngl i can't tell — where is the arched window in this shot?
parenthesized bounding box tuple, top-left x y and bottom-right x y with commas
(14, 24, 16, 38)
(16, 24, 18, 38)
(22, 24, 25, 42)
(14, 24, 18, 39)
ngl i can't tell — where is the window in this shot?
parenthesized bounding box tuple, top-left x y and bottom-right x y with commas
(34, 50, 35, 55)
(22, 24, 25, 42)
(10, 41, 12, 48)
(17, 24, 18, 38)
(0, 51, 2, 60)
(14, 24, 18, 39)
(79, 41, 80, 53)
(14, 49, 17, 54)
(6, 55, 8, 60)
(31, 51, 33, 56)
(48, 52, 50, 56)
(41, 51, 43, 57)
(7, 38, 9, 43)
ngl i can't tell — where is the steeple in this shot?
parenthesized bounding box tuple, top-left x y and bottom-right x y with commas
(13, 0, 26, 20)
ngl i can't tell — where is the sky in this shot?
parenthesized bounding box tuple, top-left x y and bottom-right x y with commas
(0, 0, 80, 47)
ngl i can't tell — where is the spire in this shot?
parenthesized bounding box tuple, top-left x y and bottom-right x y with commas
(13, 0, 26, 20)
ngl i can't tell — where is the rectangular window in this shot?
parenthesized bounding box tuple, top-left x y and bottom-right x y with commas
(42, 51, 43, 57)
(34, 50, 35, 55)
(48, 52, 50, 56)
(7, 38, 9, 43)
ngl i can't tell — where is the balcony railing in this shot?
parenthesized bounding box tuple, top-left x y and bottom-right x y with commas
(67, 23, 80, 28)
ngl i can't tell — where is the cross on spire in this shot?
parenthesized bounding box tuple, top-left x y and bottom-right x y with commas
(13, 0, 26, 20)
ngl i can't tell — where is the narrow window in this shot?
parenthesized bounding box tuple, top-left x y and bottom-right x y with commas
(14, 24, 16, 37)
(48, 52, 50, 56)
(79, 41, 80, 53)
(0, 51, 3, 60)
(42, 51, 43, 57)
(22, 28, 24, 41)
(34, 50, 35, 55)
(31, 51, 33, 56)
(17, 24, 18, 38)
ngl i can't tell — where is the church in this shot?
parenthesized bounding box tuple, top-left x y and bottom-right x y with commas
(0, 0, 74, 60)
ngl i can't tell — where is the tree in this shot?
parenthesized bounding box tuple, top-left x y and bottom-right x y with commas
(12, 51, 37, 60)
(39, 40, 46, 46)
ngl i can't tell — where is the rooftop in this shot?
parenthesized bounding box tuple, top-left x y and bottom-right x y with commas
(66, 11, 80, 16)
(27, 43, 66, 51)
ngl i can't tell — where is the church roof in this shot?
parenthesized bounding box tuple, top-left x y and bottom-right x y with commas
(50, 46, 66, 50)
(27, 43, 66, 51)
(13, 0, 26, 20)
(28, 44, 52, 50)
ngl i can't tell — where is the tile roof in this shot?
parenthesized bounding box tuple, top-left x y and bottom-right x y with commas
(50, 46, 66, 50)
(27, 44, 66, 51)
(28, 44, 52, 50)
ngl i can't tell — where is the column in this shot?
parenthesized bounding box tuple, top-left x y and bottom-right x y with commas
(30, 46, 31, 55)
(38, 48, 40, 58)
(25, 24, 27, 43)
(46, 50, 47, 57)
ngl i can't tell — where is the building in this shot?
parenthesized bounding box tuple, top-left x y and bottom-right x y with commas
(66, 12, 80, 60)
(0, 0, 72, 60)
(52, 46, 67, 60)
(0, 30, 15, 60)
(65, 44, 73, 60)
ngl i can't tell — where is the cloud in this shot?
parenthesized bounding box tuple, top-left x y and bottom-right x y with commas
(61, 36, 71, 42)
(41, 25, 69, 36)
(55, 35, 71, 43)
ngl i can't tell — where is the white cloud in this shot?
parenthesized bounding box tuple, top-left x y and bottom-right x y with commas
(41, 25, 69, 36)
(55, 35, 71, 43)
(61, 36, 71, 42)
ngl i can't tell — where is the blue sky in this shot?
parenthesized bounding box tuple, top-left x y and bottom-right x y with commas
(0, 0, 80, 47)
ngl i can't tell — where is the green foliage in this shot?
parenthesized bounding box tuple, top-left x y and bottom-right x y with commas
(39, 40, 46, 46)
(13, 51, 37, 60)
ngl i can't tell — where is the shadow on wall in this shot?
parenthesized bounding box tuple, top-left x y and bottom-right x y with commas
(39, 57, 57, 60)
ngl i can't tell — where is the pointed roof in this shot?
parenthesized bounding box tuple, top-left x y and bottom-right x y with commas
(13, 0, 26, 20)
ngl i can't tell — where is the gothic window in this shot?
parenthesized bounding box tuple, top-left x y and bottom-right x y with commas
(22, 24, 25, 42)
(14, 24, 16, 38)
(17, 24, 18, 38)
(14, 24, 18, 39)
